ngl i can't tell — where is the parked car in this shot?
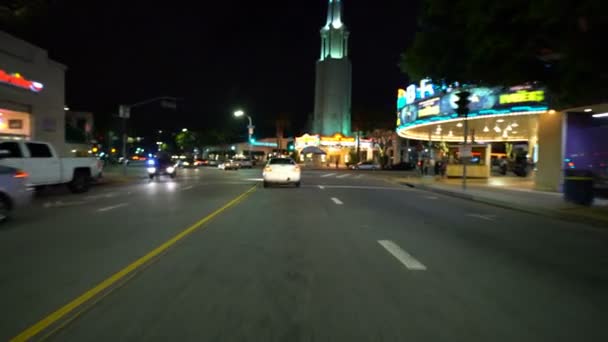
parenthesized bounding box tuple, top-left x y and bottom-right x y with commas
(218, 160, 239, 170)
(263, 157, 301, 187)
(0, 166, 33, 222)
(0, 141, 103, 193)
(350, 160, 381, 170)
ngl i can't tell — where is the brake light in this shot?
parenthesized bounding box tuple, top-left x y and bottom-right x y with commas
(264, 166, 272, 172)
(14, 170, 28, 178)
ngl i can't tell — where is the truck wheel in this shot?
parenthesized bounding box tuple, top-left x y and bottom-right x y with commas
(68, 170, 90, 193)
(0, 196, 11, 223)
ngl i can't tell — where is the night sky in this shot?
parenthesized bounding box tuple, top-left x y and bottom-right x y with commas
(5, 0, 419, 139)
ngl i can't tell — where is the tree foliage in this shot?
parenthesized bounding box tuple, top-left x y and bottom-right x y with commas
(400, 0, 607, 108)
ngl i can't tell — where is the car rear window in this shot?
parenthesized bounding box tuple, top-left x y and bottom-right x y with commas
(269, 158, 295, 165)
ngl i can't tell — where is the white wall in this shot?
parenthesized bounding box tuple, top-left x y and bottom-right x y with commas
(0, 31, 67, 155)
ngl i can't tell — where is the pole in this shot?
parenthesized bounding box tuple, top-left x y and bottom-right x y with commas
(247, 115, 253, 161)
(462, 113, 468, 191)
(122, 116, 127, 175)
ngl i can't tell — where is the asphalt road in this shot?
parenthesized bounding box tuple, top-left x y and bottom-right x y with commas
(1, 167, 607, 341)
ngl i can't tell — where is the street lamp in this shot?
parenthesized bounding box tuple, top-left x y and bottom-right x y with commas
(182, 128, 188, 132)
(234, 110, 253, 160)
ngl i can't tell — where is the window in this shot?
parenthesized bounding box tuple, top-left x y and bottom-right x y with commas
(26, 143, 53, 158)
(269, 158, 295, 165)
(0, 142, 23, 158)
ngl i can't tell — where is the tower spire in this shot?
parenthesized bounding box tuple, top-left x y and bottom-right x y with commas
(325, 0, 343, 29)
(320, 0, 349, 61)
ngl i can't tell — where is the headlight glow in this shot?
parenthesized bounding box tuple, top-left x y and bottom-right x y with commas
(147, 167, 156, 173)
(147, 159, 155, 166)
(167, 166, 175, 173)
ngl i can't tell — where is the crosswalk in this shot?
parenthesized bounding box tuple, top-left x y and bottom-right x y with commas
(314, 172, 365, 180)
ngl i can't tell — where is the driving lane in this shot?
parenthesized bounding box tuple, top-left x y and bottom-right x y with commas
(0, 167, 255, 341)
(35, 168, 608, 342)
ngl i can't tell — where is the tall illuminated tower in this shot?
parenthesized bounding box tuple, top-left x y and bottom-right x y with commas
(313, 0, 352, 136)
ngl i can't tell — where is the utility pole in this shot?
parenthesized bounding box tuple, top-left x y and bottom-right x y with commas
(118, 97, 179, 175)
(119, 105, 130, 175)
(455, 91, 471, 191)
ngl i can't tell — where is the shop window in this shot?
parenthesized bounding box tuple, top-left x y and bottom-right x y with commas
(0, 142, 23, 158)
(26, 143, 52, 158)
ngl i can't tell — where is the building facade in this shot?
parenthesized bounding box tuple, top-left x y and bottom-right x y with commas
(313, 0, 352, 137)
(0, 31, 68, 154)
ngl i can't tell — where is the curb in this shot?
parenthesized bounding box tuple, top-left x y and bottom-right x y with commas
(401, 182, 608, 228)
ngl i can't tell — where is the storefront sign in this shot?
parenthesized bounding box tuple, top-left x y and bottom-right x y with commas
(402, 78, 437, 105)
(418, 97, 440, 118)
(295, 134, 321, 147)
(0, 69, 44, 93)
(499, 90, 544, 105)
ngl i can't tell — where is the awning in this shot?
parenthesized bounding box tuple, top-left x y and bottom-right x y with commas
(301, 146, 326, 155)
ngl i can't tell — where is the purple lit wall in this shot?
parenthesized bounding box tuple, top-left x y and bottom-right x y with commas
(565, 112, 608, 179)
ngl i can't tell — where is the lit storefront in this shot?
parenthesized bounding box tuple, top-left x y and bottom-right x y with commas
(0, 31, 67, 153)
(295, 133, 374, 165)
(396, 79, 549, 178)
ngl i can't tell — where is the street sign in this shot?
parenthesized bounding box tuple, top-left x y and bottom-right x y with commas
(459, 145, 472, 158)
(119, 105, 130, 119)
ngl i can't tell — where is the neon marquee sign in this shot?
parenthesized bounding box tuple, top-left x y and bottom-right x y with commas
(0, 69, 44, 93)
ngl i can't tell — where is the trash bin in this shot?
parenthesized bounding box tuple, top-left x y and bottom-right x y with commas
(563, 169, 594, 206)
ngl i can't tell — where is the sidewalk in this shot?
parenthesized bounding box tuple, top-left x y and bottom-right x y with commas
(393, 175, 608, 227)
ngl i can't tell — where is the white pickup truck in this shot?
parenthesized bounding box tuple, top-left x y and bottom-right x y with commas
(0, 140, 103, 193)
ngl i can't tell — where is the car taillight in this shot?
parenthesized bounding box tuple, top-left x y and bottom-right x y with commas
(264, 166, 272, 172)
(14, 170, 28, 178)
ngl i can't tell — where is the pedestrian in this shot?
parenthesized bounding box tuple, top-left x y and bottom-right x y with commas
(335, 158, 339, 169)
(434, 160, 441, 177)
(429, 158, 436, 175)
(419, 159, 425, 176)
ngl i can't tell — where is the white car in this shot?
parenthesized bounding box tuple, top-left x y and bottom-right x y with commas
(0, 166, 33, 222)
(350, 160, 381, 170)
(218, 160, 239, 170)
(263, 157, 301, 188)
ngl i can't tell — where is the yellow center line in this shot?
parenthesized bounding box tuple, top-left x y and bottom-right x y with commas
(10, 185, 258, 342)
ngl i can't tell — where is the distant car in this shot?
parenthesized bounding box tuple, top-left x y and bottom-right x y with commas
(177, 158, 197, 168)
(0, 166, 33, 222)
(263, 157, 301, 188)
(207, 160, 218, 167)
(350, 161, 381, 170)
(234, 158, 253, 169)
(147, 154, 177, 180)
(219, 160, 239, 170)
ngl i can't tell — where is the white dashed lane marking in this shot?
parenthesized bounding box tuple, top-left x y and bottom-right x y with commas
(321, 173, 336, 178)
(331, 197, 344, 205)
(336, 174, 351, 178)
(97, 203, 129, 213)
(378, 240, 427, 271)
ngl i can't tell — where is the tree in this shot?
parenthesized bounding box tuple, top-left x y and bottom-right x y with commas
(400, 0, 607, 108)
(368, 129, 395, 167)
(175, 131, 197, 152)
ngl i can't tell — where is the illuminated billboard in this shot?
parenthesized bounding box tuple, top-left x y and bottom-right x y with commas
(396, 82, 547, 129)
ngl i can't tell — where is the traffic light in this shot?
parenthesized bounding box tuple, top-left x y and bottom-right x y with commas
(455, 91, 471, 117)
(288, 142, 294, 151)
(91, 146, 98, 153)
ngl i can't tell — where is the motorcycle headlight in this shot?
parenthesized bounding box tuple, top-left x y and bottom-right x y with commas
(147, 167, 156, 173)
(167, 166, 175, 174)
